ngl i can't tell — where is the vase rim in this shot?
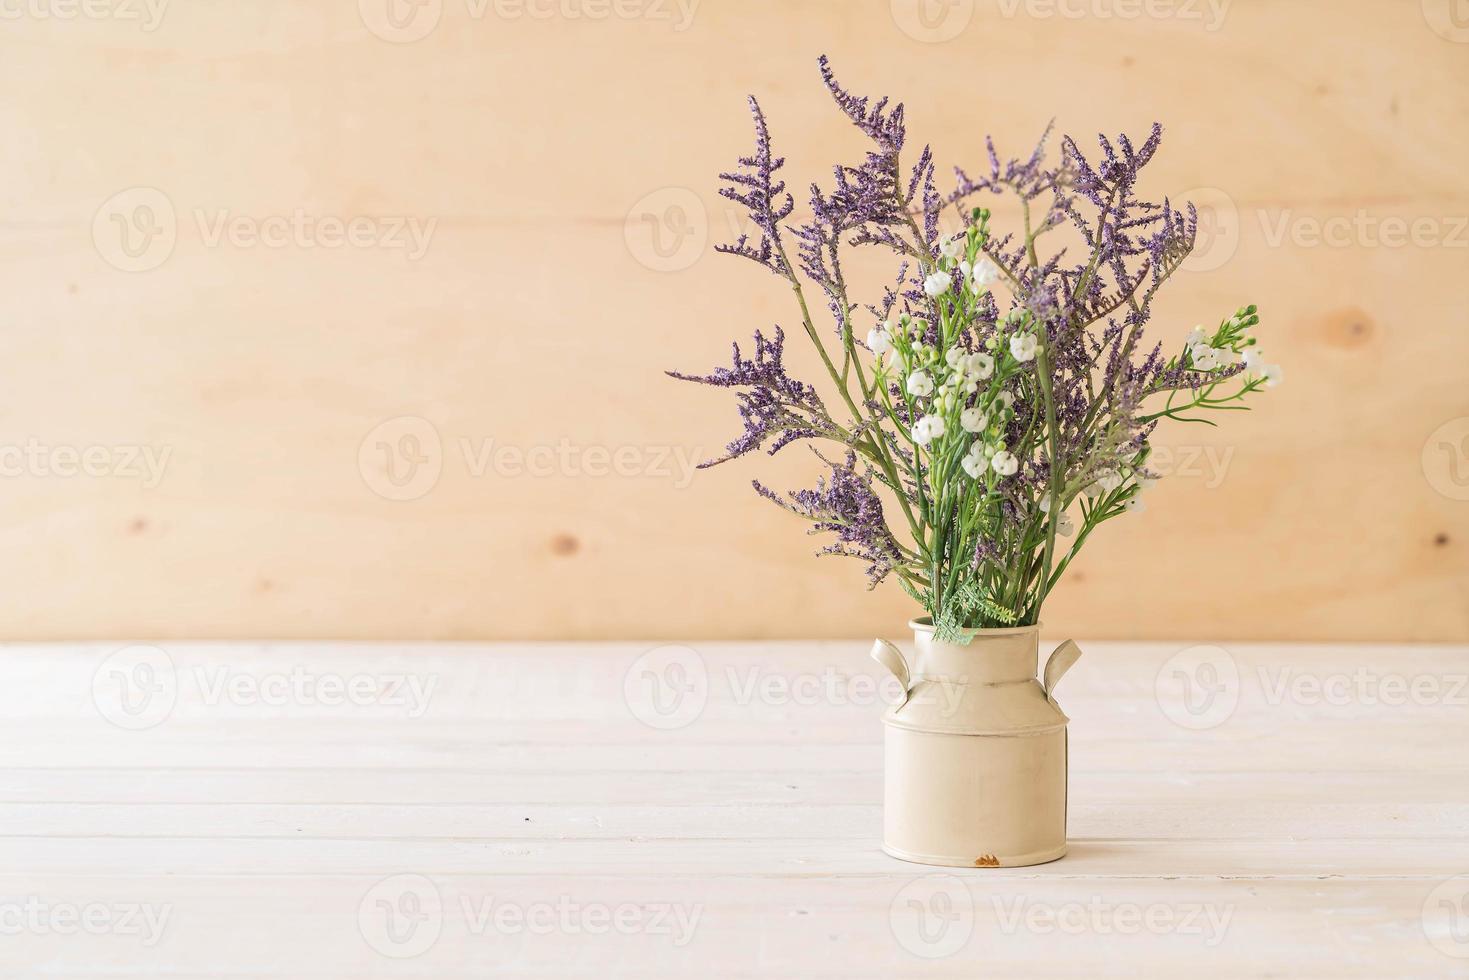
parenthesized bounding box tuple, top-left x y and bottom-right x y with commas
(908, 617, 1041, 637)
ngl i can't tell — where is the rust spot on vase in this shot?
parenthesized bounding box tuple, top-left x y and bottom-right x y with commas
(974, 854, 1000, 867)
(550, 533, 580, 556)
(1434, 532, 1450, 547)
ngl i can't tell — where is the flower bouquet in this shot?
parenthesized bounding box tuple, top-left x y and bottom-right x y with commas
(671, 57, 1278, 866)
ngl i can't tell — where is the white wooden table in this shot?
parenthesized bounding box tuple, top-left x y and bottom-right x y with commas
(2, 640, 1466, 977)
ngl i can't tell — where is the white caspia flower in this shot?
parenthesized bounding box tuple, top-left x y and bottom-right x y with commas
(1190, 343, 1220, 371)
(1261, 363, 1284, 388)
(912, 414, 946, 446)
(965, 351, 995, 380)
(940, 235, 965, 261)
(960, 407, 988, 433)
(1139, 476, 1159, 492)
(924, 271, 953, 297)
(866, 327, 893, 357)
(1185, 326, 1208, 347)
(996, 390, 1015, 411)
(962, 257, 1000, 286)
(1010, 334, 1038, 363)
(906, 370, 934, 397)
(1096, 470, 1124, 493)
(1124, 497, 1146, 514)
(1242, 347, 1263, 370)
(991, 450, 1019, 476)
(945, 347, 966, 371)
(1056, 512, 1075, 536)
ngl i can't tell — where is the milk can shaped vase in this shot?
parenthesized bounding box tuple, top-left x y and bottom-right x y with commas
(871, 620, 1082, 868)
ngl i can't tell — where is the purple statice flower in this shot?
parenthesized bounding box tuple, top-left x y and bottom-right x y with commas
(671, 57, 1271, 622)
(667, 326, 829, 468)
(754, 451, 904, 587)
(715, 97, 795, 278)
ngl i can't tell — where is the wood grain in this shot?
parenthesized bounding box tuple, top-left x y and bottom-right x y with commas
(0, 1, 1465, 640)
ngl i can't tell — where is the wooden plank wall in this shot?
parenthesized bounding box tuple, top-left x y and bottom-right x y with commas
(0, 0, 1465, 641)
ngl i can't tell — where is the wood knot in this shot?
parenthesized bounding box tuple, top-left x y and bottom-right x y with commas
(1319, 308, 1375, 350)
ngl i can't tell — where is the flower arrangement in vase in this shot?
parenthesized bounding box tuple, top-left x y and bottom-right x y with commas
(670, 57, 1279, 867)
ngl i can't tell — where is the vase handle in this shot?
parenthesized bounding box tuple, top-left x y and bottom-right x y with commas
(869, 638, 912, 701)
(1043, 639, 1082, 698)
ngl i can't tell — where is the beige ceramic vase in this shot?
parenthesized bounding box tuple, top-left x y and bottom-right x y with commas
(871, 620, 1082, 868)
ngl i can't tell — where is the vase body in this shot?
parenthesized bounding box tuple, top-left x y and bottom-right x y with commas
(871, 621, 1081, 868)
